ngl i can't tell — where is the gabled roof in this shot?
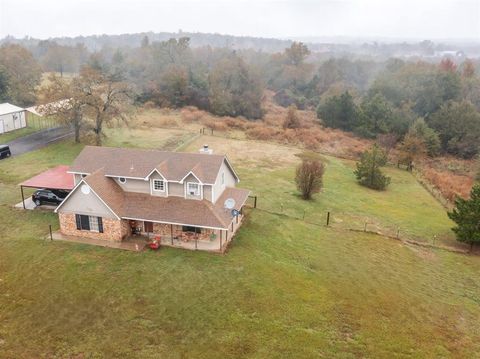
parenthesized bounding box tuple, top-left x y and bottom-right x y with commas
(69, 146, 238, 184)
(83, 168, 125, 217)
(0, 103, 24, 116)
(58, 168, 250, 229)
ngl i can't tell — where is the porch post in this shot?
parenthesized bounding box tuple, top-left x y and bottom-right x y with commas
(21, 185, 25, 209)
(170, 224, 173, 245)
(219, 230, 222, 250)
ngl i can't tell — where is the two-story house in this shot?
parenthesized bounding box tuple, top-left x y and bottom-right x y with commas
(55, 146, 250, 250)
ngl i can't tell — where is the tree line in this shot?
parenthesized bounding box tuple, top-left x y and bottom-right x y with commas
(1, 38, 480, 160)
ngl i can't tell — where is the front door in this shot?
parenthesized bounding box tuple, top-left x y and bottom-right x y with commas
(144, 221, 153, 233)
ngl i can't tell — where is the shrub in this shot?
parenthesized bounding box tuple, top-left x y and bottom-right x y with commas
(295, 155, 325, 200)
(181, 107, 204, 123)
(283, 105, 302, 129)
(246, 126, 279, 141)
(203, 119, 229, 132)
(156, 117, 178, 127)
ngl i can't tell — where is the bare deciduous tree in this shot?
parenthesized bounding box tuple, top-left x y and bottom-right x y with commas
(40, 74, 85, 143)
(80, 67, 134, 146)
(295, 157, 325, 200)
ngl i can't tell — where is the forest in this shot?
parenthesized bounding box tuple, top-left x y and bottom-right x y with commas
(1, 34, 480, 162)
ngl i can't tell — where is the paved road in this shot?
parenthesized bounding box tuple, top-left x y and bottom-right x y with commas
(6, 127, 74, 156)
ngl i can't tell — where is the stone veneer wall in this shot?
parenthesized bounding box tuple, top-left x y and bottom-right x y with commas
(58, 213, 130, 242)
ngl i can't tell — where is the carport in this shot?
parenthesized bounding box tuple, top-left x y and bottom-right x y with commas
(18, 165, 74, 209)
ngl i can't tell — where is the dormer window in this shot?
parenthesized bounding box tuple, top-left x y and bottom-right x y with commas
(119, 177, 127, 184)
(187, 182, 200, 196)
(153, 179, 165, 192)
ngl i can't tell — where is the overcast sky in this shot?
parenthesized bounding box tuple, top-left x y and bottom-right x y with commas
(0, 0, 479, 41)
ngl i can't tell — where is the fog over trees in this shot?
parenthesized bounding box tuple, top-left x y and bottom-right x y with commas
(1, 31, 480, 159)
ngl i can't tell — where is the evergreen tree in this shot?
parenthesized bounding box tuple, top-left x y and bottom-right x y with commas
(448, 184, 480, 250)
(408, 118, 441, 156)
(354, 144, 391, 190)
(317, 91, 358, 131)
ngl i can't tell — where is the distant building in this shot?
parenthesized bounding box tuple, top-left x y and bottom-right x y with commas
(434, 50, 465, 58)
(0, 103, 27, 134)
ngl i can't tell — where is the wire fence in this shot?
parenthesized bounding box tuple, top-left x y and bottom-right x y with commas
(27, 114, 59, 130)
(243, 194, 473, 253)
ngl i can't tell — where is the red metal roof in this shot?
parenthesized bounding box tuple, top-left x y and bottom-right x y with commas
(20, 165, 74, 190)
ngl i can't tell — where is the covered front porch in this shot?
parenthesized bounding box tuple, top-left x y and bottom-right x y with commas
(125, 214, 244, 253)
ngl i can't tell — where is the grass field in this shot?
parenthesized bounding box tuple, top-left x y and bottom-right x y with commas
(183, 135, 456, 247)
(0, 126, 39, 143)
(0, 129, 479, 358)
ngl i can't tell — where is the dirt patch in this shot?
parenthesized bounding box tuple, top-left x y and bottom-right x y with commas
(184, 135, 302, 168)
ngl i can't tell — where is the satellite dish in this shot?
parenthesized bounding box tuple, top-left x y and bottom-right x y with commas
(224, 198, 236, 210)
(231, 209, 240, 217)
(81, 184, 91, 195)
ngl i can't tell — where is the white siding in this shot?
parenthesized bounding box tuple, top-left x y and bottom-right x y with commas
(184, 173, 202, 200)
(114, 177, 150, 194)
(57, 184, 117, 219)
(0, 110, 26, 134)
(149, 172, 167, 197)
(212, 160, 237, 203)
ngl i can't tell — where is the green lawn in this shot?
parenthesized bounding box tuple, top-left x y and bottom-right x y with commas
(0, 115, 60, 143)
(0, 136, 479, 357)
(0, 126, 39, 143)
(238, 155, 456, 247)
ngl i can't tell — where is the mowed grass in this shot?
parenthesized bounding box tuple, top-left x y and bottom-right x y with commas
(184, 136, 456, 247)
(1, 204, 480, 357)
(0, 132, 479, 357)
(0, 126, 39, 143)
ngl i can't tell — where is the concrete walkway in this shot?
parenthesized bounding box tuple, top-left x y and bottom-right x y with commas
(14, 197, 56, 211)
(50, 232, 147, 252)
(7, 126, 73, 156)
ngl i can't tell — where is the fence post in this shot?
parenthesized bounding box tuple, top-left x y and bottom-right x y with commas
(364, 221, 368, 232)
(326, 211, 330, 226)
(49, 225, 53, 240)
(254, 196, 257, 208)
(396, 228, 400, 239)
(303, 209, 306, 220)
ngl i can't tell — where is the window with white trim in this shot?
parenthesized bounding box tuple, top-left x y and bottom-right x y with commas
(187, 182, 200, 196)
(153, 179, 165, 191)
(75, 214, 103, 233)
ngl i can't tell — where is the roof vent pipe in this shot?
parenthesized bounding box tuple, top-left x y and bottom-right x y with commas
(199, 144, 213, 154)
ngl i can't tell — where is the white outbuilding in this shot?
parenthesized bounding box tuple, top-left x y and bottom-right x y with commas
(0, 103, 27, 134)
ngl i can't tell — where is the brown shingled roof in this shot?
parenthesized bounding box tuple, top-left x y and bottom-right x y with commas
(69, 146, 235, 184)
(82, 168, 125, 218)
(81, 171, 249, 229)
